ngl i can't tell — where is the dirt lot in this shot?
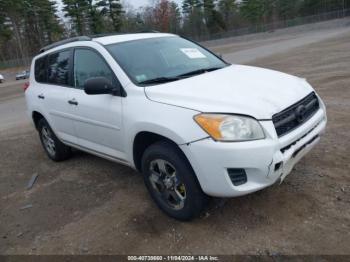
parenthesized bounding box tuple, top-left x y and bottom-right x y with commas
(0, 30, 349, 255)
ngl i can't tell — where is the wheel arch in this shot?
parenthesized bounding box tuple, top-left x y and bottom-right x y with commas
(32, 111, 45, 130)
(132, 131, 181, 172)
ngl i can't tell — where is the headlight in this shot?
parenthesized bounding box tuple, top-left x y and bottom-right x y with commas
(194, 114, 265, 141)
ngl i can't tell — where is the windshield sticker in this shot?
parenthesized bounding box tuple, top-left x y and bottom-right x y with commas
(180, 48, 206, 59)
(135, 74, 148, 82)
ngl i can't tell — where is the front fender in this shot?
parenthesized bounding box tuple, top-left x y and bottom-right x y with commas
(122, 94, 209, 167)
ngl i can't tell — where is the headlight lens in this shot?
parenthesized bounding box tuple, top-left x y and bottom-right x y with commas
(194, 114, 265, 141)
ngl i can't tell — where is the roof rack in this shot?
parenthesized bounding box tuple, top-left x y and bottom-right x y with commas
(39, 36, 92, 53)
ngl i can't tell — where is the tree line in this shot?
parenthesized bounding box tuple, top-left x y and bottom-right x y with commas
(0, 0, 349, 63)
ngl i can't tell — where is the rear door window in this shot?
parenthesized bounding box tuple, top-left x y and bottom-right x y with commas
(47, 50, 71, 86)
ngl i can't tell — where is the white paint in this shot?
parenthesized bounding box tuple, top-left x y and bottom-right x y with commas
(24, 32, 327, 199)
(93, 33, 174, 45)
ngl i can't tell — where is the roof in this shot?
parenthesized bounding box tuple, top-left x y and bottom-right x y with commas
(92, 33, 174, 45)
(39, 33, 175, 54)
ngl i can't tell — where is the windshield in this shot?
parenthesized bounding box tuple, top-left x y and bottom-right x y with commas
(106, 36, 227, 86)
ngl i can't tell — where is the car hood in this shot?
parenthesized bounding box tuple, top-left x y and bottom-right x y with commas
(144, 65, 314, 119)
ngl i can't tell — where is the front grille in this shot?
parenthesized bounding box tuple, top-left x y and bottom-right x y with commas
(272, 92, 319, 137)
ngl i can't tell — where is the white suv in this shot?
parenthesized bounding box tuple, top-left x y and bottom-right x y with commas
(25, 33, 327, 220)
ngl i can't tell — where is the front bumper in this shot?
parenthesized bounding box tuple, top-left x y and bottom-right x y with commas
(180, 106, 327, 197)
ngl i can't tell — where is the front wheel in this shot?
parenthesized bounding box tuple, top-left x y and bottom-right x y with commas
(142, 141, 208, 221)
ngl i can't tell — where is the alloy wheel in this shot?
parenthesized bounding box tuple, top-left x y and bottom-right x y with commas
(41, 126, 56, 157)
(149, 159, 186, 210)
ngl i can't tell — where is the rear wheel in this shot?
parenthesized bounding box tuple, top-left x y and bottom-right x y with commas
(142, 141, 208, 221)
(38, 118, 71, 161)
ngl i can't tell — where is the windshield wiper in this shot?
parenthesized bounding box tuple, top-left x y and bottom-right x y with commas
(138, 76, 180, 85)
(176, 67, 224, 78)
(138, 66, 224, 85)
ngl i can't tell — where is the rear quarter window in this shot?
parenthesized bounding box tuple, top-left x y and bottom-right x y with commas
(34, 56, 47, 83)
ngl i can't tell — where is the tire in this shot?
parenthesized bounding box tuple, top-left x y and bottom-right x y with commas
(38, 118, 71, 161)
(141, 141, 208, 221)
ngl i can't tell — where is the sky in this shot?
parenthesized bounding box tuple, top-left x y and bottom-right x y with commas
(130, 0, 152, 8)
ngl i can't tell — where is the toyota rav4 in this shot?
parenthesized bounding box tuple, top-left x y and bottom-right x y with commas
(25, 33, 327, 220)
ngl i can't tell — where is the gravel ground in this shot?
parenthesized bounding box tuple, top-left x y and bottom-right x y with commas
(0, 29, 349, 255)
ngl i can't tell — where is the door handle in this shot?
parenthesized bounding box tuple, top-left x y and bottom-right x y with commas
(38, 94, 45, 99)
(68, 99, 78, 106)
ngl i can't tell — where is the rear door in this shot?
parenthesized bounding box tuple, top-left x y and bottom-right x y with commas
(67, 47, 125, 160)
(43, 49, 77, 143)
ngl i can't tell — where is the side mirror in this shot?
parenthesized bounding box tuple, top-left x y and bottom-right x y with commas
(84, 77, 121, 96)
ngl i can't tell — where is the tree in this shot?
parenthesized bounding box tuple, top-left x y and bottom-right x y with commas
(23, 0, 62, 50)
(0, 0, 62, 62)
(87, 0, 105, 34)
(121, 10, 144, 32)
(240, 0, 274, 24)
(218, 0, 238, 29)
(168, 2, 181, 33)
(274, 0, 305, 21)
(182, 0, 202, 15)
(203, 0, 226, 33)
(182, 0, 207, 39)
(1, 0, 350, 67)
(97, 0, 124, 32)
(136, 1, 181, 33)
(154, 0, 171, 32)
(141, 5, 156, 30)
(0, 3, 12, 61)
(151, 0, 181, 33)
(62, 0, 89, 35)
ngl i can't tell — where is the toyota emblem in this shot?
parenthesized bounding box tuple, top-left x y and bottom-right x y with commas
(295, 105, 307, 123)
